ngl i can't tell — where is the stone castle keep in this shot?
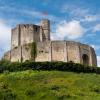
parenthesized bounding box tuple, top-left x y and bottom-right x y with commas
(3, 19, 97, 66)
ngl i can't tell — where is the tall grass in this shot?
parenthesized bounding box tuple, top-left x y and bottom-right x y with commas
(0, 70, 100, 100)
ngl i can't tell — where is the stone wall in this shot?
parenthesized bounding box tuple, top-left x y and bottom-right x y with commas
(11, 19, 51, 50)
(11, 25, 20, 49)
(11, 46, 22, 62)
(79, 43, 92, 66)
(3, 41, 97, 66)
(67, 41, 80, 63)
(11, 24, 41, 49)
(10, 44, 32, 62)
(90, 47, 97, 66)
(20, 24, 40, 46)
(40, 19, 50, 41)
(51, 41, 67, 62)
(35, 41, 51, 62)
(22, 44, 32, 62)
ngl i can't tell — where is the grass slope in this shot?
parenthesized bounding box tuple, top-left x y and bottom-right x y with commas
(0, 70, 100, 100)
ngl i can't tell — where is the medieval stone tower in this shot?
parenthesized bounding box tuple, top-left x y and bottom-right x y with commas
(3, 19, 97, 66)
(11, 19, 50, 49)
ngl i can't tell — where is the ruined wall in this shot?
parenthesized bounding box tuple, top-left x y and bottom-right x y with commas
(4, 40, 97, 66)
(67, 41, 80, 63)
(35, 41, 51, 62)
(22, 44, 32, 62)
(51, 41, 67, 62)
(11, 25, 20, 49)
(11, 46, 21, 62)
(20, 25, 33, 46)
(20, 24, 40, 46)
(10, 44, 32, 62)
(11, 24, 41, 49)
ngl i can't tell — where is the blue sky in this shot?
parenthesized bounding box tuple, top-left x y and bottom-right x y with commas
(0, 0, 100, 66)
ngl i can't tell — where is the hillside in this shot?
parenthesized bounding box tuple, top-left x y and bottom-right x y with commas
(0, 70, 100, 100)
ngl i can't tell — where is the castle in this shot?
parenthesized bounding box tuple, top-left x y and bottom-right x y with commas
(3, 19, 97, 66)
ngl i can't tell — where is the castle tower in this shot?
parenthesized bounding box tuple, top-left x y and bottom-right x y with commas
(40, 19, 50, 41)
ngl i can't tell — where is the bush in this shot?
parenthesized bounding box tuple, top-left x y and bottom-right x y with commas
(0, 60, 99, 74)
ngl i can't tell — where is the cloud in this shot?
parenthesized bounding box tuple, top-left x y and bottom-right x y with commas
(91, 44, 100, 51)
(84, 15, 99, 22)
(93, 24, 100, 32)
(0, 19, 11, 58)
(51, 20, 85, 40)
(62, 4, 89, 18)
(62, 4, 100, 22)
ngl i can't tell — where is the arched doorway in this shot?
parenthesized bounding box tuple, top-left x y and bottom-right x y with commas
(82, 54, 89, 66)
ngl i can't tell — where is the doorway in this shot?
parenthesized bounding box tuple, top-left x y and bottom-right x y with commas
(82, 54, 89, 66)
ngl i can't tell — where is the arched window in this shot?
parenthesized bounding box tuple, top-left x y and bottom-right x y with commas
(82, 54, 89, 66)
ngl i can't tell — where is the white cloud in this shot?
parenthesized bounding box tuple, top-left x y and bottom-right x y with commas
(93, 24, 100, 32)
(97, 56, 100, 67)
(91, 44, 100, 51)
(24, 10, 58, 21)
(84, 15, 99, 22)
(62, 4, 89, 19)
(51, 20, 85, 40)
(0, 19, 11, 58)
(62, 4, 89, 16)
(62, 4, 100, 23)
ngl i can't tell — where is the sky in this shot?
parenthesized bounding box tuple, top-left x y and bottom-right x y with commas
(0, 0, 100, 66)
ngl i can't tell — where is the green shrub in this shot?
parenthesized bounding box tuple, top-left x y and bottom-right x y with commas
(0, 60, 99, 74)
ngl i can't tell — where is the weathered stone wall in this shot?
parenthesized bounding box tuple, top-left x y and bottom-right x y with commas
(33, 25, 40, 42)
(40, 19, 50, 41)
(11, 46, 21, 62)
(22, 44, 32, 62)
(20, 25, 34, 46)
(90, 47, 97, 66)
(10, 44, 32, 62)
(35, 41, 51, 62)
(20, 24, 40, 46)
(11, 25, 20, 49)
(11, 19, 51, 49)
(67, 41, 80, 63)
(51, 41, 67, 62)
(79, 43, 92, 66)
(11, 24, 41, 49)
(4, 41, 97, 66)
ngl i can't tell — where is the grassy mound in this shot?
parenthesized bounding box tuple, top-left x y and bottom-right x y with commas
(0, 70, 100, 100)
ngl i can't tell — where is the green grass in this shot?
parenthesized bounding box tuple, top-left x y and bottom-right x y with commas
(0, 70, 100, 100)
